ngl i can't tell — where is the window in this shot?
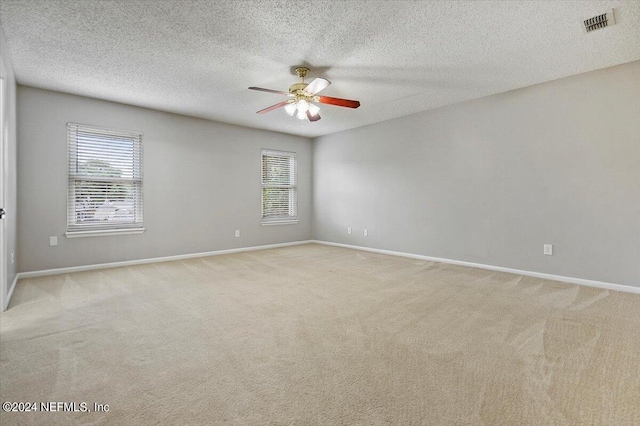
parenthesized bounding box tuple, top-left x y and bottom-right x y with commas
(66, 123, 143, 236)
(261, 149, 297, 224)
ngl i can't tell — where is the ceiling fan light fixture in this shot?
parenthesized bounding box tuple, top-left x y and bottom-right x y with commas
(308, 103, 320, 116)
(296, 100, 309, 113)
(284, 102, 297, 116)
(296, 109, 307, 120)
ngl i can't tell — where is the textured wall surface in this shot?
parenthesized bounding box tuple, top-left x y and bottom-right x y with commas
(17, 87, 312, 272)
(1, 28, 18, 310)
(313, 62, 640, 287)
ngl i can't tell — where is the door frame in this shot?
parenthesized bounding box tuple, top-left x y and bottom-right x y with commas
(0, 56, 7, 311)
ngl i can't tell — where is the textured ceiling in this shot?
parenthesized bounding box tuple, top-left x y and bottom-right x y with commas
(1, 1, 639, 138)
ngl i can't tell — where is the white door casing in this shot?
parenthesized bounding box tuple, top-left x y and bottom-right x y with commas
(0, 56, 7, 311)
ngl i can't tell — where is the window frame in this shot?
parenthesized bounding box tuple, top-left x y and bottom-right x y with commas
(65, 122, 144, 238)
(261, 149, 298, 225)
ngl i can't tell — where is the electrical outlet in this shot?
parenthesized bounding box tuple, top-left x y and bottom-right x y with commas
(50, 236, 58, 246)
(364, 229, 368, 237)
(347, 227, 352, 235)
(543, 244, 553, 256)
(11, 251, 15, 264)
(235, 230, 240, 238)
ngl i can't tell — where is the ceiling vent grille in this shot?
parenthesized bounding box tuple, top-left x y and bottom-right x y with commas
(583, 9, 615, 33)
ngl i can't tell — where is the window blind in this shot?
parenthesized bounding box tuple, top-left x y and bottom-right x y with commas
(261, 149, 297, 223)
(67, 123, 143, 233)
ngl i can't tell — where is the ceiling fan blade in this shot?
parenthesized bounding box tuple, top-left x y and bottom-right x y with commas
(249, 87, 291, 96)
(306, 110, 321, 122)
(318, 96, 360, 109)
(304, 78, 331, 95)
(257, 101, 290, 114)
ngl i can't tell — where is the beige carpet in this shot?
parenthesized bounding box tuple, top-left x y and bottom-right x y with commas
(1, 244, 639, 425)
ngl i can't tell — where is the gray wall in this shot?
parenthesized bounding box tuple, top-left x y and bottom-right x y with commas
(1, 28, 18, 310)
(313, 61, 640, 287)
(17, 86, 312, 272)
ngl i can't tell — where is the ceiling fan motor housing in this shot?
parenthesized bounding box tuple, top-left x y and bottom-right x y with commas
(290, 66, 311, 93)
(289, 82, 308, 93)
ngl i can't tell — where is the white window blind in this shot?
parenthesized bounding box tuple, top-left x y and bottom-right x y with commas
(67, 123, 143, 234)
(261, 149, 297, 224)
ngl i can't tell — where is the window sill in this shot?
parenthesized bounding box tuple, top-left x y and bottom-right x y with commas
(65, 228, 146, 238)
(261, 220, 298, 226)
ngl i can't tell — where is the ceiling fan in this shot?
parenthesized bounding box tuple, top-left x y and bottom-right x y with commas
(249, 67, 360, 122)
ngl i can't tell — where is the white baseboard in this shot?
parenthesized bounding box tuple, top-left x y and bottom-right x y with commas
(3, 274, 19, 311)
(9, 239, 638, 309)
(311, 240, 640, 295)
(16, 240, 314, 280)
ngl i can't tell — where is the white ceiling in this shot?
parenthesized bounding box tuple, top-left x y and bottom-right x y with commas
(1, 1, 639, 138)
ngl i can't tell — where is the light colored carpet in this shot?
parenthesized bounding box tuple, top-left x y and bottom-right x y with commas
(1, 244, 639, 425)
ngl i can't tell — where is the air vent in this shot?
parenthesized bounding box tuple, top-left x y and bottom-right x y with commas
(583, 9, 615, 33)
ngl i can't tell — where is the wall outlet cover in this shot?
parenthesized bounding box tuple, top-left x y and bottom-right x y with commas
(347, 227, 352, 234)
(544, 244, 553, 255)
(364, 229, 368, 237)
(50, 236, 58, 246)
(235, 230, 240, 238)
